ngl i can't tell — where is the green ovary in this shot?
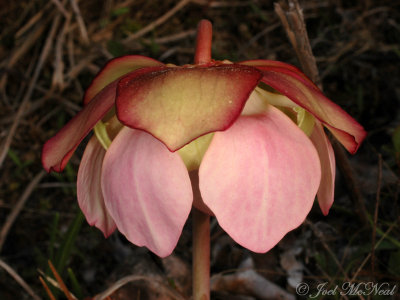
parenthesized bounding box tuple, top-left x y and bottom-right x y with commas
(254, 87, 316, 136)
(94, 115, 124, 150)
(95, 116, 214, 171)
(178, 133, 214, 171)
(94, 121, 112, 150)
(294, 107, 315, 136)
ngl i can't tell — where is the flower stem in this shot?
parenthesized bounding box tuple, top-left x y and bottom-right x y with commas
(192, 207, 210, 300)
(194, 20, 212, 65)
(192, 19, 212, 300)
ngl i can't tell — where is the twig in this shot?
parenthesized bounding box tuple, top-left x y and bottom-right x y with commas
(53, 18, 69, 90)
(37, 182, 76, 188)
(305, 221, 350, 282)
(0, 1, 35, 40)
(371, 154, 382, 279)
(50, 0, 69, 18)
(48, 260, 76, 300)
(15, 2, 51, 39)
(0, 258, 42, 300)
(1, 83, 82, 125)
(237, 23, 280, 57)
(53, 12, 73, 90)
(0, 22, 47, 91)
(158, 47, 180, 61)
(274, 0, 369, 226)
(333, 140, 369, 226)
(70, 0, 90, 45)
(65, 53, 98, 81)
(314, 264, 349, 300)
(154, 29, 197, 44)
(93, 275, 186, 300)
(350, 217, 399, 282)
(0, 13, 62, 169)
(191, 0, 254, 7)
(0, 170, 46, 252)
(306, 220, 364, 300)
(122, 0, 191, 45)
(274, 0, 321, 88)
(39, 276, 57, 300)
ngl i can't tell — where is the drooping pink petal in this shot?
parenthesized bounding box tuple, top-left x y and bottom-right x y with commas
(199, 105, 321, 253)
(116, 64, 262, 151)
(310, 121, 336, 215)
(241, 61, 367, 154)
(101, 127, 193, 257)
(77, 137, 116, 236)
(83, 55, 163, 105)
(42, 80, 118, 172)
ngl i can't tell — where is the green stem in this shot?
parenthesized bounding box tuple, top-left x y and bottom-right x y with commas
(192, 207, 210, 300)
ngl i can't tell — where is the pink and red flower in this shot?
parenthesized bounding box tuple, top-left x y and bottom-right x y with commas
(42, 22, 366, 257)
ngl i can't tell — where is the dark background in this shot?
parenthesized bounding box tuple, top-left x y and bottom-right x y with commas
(0, 0, 399, 299)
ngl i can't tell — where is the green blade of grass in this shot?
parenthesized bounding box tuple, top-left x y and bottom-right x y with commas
(55, 211, 85, 274)
(67, 267, 83, 299)
(48, 212, 60, 262)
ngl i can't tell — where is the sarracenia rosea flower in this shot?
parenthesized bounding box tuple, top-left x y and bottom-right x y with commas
(42, 20, 366, 257)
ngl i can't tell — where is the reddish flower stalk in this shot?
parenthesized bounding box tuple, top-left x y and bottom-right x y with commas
(192, 20, 212, 300)
(194, 19, 212, 65)
(192, 207, 210, 300)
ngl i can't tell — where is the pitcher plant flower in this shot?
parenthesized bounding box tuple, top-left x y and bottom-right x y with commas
(42, 20, 366, 257)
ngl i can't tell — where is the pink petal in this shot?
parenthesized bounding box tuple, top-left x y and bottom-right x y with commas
(84, 55, 163, 105)
(199, 105, 321, 253)
(310, 121, 336, 215)
(77, 137, 116, 236)
(101, 127, 193, 257)
(241, 60, 366, 154)
(116, 63, 262, 151)
(42, 80, 118, 172)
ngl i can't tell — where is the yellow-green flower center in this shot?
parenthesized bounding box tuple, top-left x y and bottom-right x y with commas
(94, 121, 112, 150)
(93, 86, 316, 171)
(294, 107, 315, 136)
(177, 133, 214, 171)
